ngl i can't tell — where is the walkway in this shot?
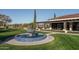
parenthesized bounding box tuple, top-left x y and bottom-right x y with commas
(41, 30, 79, 36)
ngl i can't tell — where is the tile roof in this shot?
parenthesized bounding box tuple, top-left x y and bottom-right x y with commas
(37, 13, 79, 23)
(48, 13, 79, 22)
(55, 13, 79, 19)
(56, 13, 79, 19)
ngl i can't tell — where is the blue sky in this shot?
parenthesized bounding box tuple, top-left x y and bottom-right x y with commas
(0, 9, 79, 24)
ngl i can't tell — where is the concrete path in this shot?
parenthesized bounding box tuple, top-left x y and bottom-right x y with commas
(50, 32, 79, 36)
(40, 31, 79, 36)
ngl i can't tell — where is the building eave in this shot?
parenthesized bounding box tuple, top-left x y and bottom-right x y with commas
(49, 17, 79, 21)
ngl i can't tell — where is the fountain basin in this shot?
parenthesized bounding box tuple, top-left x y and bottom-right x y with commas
(15, 33, 47, 42)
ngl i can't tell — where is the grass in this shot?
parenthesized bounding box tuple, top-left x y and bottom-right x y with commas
(0, 29, 26, 41)
(0, 31, 79, 50)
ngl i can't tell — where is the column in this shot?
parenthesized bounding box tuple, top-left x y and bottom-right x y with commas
(63, 22, 67, 33)
(69, 22, 73, 31)
(42, 23, 45, 30)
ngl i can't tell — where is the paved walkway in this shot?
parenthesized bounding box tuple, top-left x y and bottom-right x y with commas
(5, 34, 54, 46)
(41, 31, 79, 35)
(50, 32, 79, 36)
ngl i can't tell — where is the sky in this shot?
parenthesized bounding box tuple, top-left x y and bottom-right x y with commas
(0, 9, 79, 24)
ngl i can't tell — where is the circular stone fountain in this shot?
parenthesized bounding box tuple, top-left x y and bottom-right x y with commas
(6, 32, 54, 45)
(15, 29, 47, 42)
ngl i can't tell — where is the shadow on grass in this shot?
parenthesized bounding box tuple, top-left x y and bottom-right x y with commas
(0, 29, 26, 43)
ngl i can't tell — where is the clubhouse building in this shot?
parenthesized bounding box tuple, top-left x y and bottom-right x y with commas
(36, 13, 79, 33)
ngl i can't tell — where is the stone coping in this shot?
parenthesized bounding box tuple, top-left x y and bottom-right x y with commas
(5, 35, 54, 46)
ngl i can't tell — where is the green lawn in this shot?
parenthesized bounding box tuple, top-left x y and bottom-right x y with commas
(0, 29, 26, 41)
(0, 30, 79, 50)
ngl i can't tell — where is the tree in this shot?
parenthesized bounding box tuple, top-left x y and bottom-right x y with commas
(54, 12, 56, 19)
(0, 14, 12, 29)
(32, 9, 36, 30)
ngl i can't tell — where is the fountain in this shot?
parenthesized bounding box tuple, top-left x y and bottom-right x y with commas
(15, 10, 47, 42)
(6, 10, 54, 45)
